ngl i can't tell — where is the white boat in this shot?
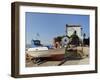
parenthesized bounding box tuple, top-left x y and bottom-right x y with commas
(26, 47, 51, 57)
(27, 46, 48, 51)
(26, 38, 52, 57)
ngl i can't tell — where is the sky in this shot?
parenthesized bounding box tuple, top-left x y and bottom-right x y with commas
(25, 12, 89, 45)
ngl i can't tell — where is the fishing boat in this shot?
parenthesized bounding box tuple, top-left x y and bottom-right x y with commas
(26, 39, 51, 58)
